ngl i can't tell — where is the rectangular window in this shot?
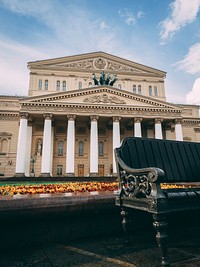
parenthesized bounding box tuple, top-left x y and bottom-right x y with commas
(44, 80, 48, 90)
(78, 82, 82, 90)
(38, 79, 42, 90)
(57, 165, 63, 175)
(154, 86, 158, 96)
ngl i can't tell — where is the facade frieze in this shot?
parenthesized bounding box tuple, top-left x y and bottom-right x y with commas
(0, 113, 19, 120)
(182, 119, 200, 126)
(0, 101, 20, 108)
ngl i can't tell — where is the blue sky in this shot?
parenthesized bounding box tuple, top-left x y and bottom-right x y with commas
(0, 0, 200, 104)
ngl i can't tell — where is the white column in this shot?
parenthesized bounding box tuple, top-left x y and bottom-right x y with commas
(113, 116, 121, 175)
(50, 125, 54, 176)
(24, 124, 33, 176)
(155, 118, 163, 139)
(41, 113, 52, 176)
(175, 119, 183, 141)
(66, 115, 76, 176)
(134, 117, 142, 137)
(90, 115, 99, 176)
(15, 113, 29, 176)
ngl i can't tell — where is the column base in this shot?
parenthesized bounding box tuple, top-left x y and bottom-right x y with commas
(40, 173, 51, 177)
(89, 172, 98, 177)
(65, 173, 75, 177)
(14, 173, 26, 177)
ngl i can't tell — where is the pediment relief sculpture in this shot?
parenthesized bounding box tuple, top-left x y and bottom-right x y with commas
(83, 94, 126, 104)
(53, 58, 146, 73)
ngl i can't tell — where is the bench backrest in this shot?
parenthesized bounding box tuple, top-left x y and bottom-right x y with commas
(116, 137, 200, 183)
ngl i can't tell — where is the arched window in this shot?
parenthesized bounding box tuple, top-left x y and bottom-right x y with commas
(118, 84, 121, 89)
(58, 140, 64, 156)
(1, 139, 7, 153)
(44, 80, 48, 90)
(56, 80, 60, 91)
(88, 82, 92, 88)
(38, 79, 42, 90)
(99, 141, 104, 156)
(154, 86, 158, 96)
(62, 81, 66, 91)
(78, 82, 82, 90)
(138, 85, 142, 94)
(133, 84, 136, 94)
(78, 141, 84, 156)
(149, 85, 152, 96)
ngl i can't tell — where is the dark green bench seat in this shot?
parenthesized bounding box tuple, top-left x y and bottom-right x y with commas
(115, 137, 200, 267)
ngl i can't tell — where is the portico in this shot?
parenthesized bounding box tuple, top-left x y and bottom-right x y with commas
(15, 86, 184, 177)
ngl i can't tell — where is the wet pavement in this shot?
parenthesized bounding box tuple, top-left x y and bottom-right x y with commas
(1, 225, 200, 267)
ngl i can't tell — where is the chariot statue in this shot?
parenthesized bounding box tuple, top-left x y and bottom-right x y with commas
(92, 72, 118, 86)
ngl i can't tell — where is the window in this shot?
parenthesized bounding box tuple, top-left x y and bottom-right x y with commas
(62, 81, 66, 91)
(154, 86, 158, 96)
(58, 140, 64, 156)
(88, 82, 92, 88)
(56, 80, 60, 91)
(99, 141, 104, 156)
(133, 84, 136, 94)
(138, 85, 142, 94)
(149, 86, 152, 96)
(1, 139, 7, 153)
(44, 80, 48, 90)
(57, 165, 63, 175)
(78, 141, 84, 156)
(38, 79, 42, 90)
(118, 84, 121, 89)
(78, 82, 82, 90)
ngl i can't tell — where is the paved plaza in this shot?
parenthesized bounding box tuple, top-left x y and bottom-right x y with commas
(1, 225, 200, 267)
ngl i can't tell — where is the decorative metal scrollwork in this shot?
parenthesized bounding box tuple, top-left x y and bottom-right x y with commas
(120, 170, 152, 198)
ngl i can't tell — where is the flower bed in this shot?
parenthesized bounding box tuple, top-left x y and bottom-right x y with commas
(0, 181, 197, 196)
(0, 182, 119, 196)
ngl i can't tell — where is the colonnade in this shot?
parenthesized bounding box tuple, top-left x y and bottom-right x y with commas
(15, 113, 183, 177)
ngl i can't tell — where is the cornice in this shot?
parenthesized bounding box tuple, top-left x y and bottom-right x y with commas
(20, 102, 182, 118)
(22, 87, 180, 110)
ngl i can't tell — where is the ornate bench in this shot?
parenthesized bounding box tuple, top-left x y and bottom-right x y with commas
(115, 137, 200, 267)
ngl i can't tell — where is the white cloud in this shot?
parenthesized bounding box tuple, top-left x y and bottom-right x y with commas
(118, 8, 144, 26)
(160, 0, 200, 44)
(186, 78, 200, 104)
(100, 21, 109, 30)
(176, 43, 200, 74)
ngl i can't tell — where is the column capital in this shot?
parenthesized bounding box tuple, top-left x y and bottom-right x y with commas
(43, 113, 53, 120)
(90, 115, 99, 121)
(155, 118, 163, 124)
(175, 118, 182, 124)
(67, 114, 76, 121)
(113, 116, 121, 122)
(20, 112, 29, 119)
(134, 117, 143, 123)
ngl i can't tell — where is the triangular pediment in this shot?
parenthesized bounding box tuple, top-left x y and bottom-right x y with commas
(22, 86, 180, 110)
(28, 51, 166, 77)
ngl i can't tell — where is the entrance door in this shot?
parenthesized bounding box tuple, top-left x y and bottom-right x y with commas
(78, 164, 84, 177)
(98, 165, 104, 177)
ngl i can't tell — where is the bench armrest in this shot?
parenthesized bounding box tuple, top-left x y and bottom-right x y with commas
(115, 150, 165, 198)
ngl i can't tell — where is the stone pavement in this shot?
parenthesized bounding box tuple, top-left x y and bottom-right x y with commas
(1, 225, 200, 267)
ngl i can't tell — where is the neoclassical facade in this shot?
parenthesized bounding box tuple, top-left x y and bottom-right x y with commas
(0, 52, 200, 177)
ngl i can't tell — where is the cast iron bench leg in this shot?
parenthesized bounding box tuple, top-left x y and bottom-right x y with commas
(121, 208, 131, 246)
(153, 214, 170, 267)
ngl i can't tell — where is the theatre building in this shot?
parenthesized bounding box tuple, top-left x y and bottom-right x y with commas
(0, 51, 200, 177)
